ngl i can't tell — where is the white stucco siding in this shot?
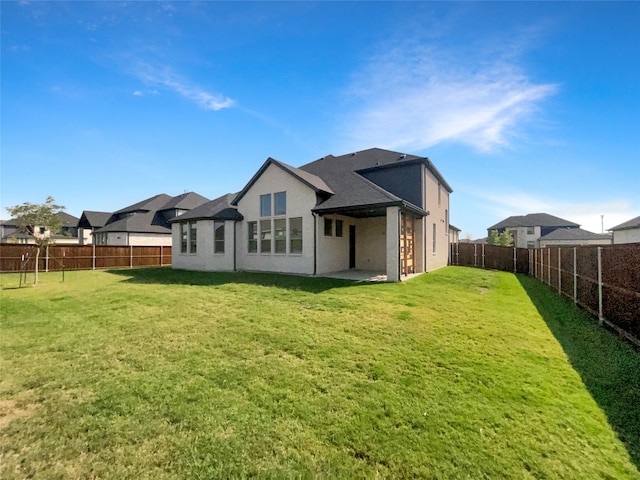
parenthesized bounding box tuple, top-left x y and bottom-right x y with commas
(128, 233, 172, 246)
(613, 228, 640, 244)
(172, 220, 236, 271)
(236, 163, 316, 275)
(106, 232, 128, 246)
(424, 169, 450, 272)
(354, 216, 387, 272)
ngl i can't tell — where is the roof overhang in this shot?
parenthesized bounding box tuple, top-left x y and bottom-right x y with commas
(313, 200, 428, 219)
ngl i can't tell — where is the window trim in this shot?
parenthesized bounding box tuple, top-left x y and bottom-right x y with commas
(289, 217, 303, 254)
(214, 220, 225, 254)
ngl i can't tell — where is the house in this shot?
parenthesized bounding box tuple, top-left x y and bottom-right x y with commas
(170, 148, 453, 282)
(488, 213, 580, 248)
(449, 224, 461, 244)
(77, 211, 111, 245)
(609, 216, 640, 244)
(1, 212, 80, 244)
(93, 192, 209, 246)
(538, 227, 611, 247)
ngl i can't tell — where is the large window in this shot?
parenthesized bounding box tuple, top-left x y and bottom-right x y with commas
(189, 222, 197, 254)
(274, 218, 286, 253)
(248, 221, 257, 253)
(214, 221, 225, 254)
(260, 219, 271, 253)
(260, 194, 271, 217)
(181, 223, 188, 253)
(324, 218, 333, 236)
(290, 217, 302, 254)
(274, 192, 286, 216)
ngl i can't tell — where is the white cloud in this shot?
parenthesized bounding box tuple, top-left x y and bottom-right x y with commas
(471, 188, 634, 234)
(342, 35, 558, 153)
(130, 62, 235, 111)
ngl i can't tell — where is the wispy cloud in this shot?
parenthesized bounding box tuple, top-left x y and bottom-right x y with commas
(471, 188, 634, 234)
(129, 61, 235, 111)
(342, 33, 558, 153)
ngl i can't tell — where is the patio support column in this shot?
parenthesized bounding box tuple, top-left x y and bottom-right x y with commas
(386, 206, 401, 282)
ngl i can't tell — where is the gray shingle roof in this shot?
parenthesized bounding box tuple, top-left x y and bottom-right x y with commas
(170, 194, 243, 222)
(299, 149, 433, 216)
(540, 228, 611, 241)
(57, 211, 79, 227)
(159, 192, 210, 211)
(609, 215, 640, 231)
(488, 213, 580, 230)
(113, 194, 173, 215)
(78, 211, 111, 229)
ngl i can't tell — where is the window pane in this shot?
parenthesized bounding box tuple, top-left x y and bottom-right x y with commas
(248, 222, 257, 253)
(260, 219, 271, 253)
(181, 223, 188, 253)
(260, 194, 271, 217)
(324, 218, 332, 236)
(432, 223, 436, 253)
(190, 222, 197, 253)
(214, 221, 225, 254)
(290, 217, 302, 254)
(335, 219, 343, 238)
(274, 191, 286, 216)
(274, 218, 286, 253)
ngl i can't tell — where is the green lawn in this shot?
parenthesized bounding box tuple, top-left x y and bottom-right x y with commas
(1, 267, 638, 479)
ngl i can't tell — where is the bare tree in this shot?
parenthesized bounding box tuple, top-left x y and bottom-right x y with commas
(6, 196, 65, 285)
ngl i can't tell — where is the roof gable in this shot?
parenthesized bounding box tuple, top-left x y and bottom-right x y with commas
(489, 213, 580, 231)
(78, 211, 111, 229)
(232, 157, 333, 206)
(609, 215, 640, 231)
(113, 194, 172, 215)
(170, 194, 243, 222)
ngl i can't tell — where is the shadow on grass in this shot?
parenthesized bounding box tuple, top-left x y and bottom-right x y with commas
(106, 267, 364, 294)
(517, 274, 640, 470)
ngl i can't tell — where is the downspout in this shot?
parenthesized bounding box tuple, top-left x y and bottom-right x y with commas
(312, 212, 317, 275)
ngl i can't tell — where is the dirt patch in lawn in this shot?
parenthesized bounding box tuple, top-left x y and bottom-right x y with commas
(0, 400, 38, 431)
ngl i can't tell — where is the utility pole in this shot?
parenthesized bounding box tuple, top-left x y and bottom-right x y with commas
(601, 214, 604, 234)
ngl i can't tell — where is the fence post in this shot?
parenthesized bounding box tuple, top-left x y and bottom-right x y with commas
(513, 247, 517, 273)
(597, 246, 603, 325)
(92, 243, 96, 270)
(573, 247, 577, 304)
(481, 244, 485, 269)
(474, 244, 477, 267)
(547, 248, 551, 286)
(130, 245, 133, 268)
(558, 247, 562, 293)
(160, 246, 163, 266)
(45, 244, 49, 273)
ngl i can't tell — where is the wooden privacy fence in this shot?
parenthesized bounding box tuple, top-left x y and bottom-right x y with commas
(0, 244, 172, 273)
(450, 242, 640, 346)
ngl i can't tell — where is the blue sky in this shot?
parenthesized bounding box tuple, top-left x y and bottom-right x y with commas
(2, 1, 639, 238)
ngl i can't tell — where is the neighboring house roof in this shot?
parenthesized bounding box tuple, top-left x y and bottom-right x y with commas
(113, 194, 173, 215)
(78, 211, 111, 229)
(159, 192, 210, 211)
(299, 148, 433, 217)
(170, 194, 244, 222)
(539, 227, 611, 241)
(232, 157, 334, 206)
(95, 193, 209, 235)
(488, 213, 580, 231)
(58, 211, 79, 228)
(609, 215, 640, 231)
(449, 224, 461, 232)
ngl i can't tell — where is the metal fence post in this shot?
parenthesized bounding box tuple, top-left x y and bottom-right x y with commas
(597, 246, 603, 325)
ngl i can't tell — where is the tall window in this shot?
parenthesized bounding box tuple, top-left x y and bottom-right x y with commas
(214, 221, 225, 254)
(324, 218, 333, 236)
(260, 219, 271, 253)
(189, 222, 197, 254)
(445, 209, 449, 234)
(335, 219, 343, 238)
(274, 218, 286, 253)
(248, 221, 257, 253)
(438, 183, 442, 206)
(432, 223, 437, 253)
(181, 223, 188, 253)
(260, 194, 271, 217)
(274, 192, 286, 216)
(290, 217, 302, 254)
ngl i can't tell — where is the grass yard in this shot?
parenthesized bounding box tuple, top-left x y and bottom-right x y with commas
(1, 266, 639, 479)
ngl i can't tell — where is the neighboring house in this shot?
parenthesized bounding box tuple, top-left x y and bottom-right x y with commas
(609, 216, 640, 244)
(1, 212, 80, 244)
(77, 211, 111, 245)
(538, 227, 612, 247)
(487, 213, 580, 248)
(93, 192, 209, 246)
(170, 148, 453, 282)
